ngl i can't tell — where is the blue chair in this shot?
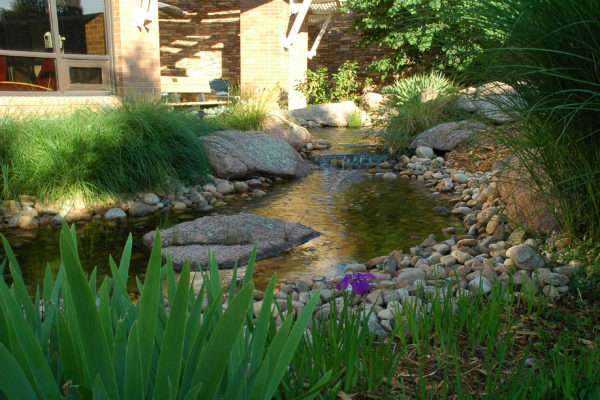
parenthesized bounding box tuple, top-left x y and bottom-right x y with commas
(209, 79, 232, 101)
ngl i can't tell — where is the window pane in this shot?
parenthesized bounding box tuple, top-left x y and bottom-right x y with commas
(0, 0, 53, 52)
(0, 56, 57, 91)
(68, 65, 101, 84)
(57, 0, 106, 55)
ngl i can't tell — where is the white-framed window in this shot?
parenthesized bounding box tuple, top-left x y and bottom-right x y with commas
(0, 0, 112, 94)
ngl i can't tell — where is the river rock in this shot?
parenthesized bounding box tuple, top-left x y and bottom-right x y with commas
(290, 101, 360, 127)
(360, 92, 387, 111)
(415, 146, 435, 159)
(457, 82, 524, 123)
(143, 214, 318, 270)
(262, 111, 310, 151)
(506, 245, 545, 270)
(104, 208, 126, 221)
(200, 130, 309, 180)
(128, 202, 159, 217)
(409, 120, 487, 151)
(142, 193, 160, 206)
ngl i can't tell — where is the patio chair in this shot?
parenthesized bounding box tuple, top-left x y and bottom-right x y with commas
(209, 79, 233, 101)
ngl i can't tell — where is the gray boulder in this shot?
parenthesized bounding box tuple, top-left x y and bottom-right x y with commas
(104, 208, 126, 221)
(290, 101, 360, 127)
(262, 111, 310, 151)
(143, 214, 319, 270)
(200, 130, 310, 180)
(506, 245, 545, 270)
(409, 121, 487, 151)
(457, 82, 525, 123)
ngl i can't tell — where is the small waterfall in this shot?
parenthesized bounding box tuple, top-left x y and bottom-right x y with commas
(314, 153, 392, 169)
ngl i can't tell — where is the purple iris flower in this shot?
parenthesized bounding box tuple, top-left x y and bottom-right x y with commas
(336, 272, 376, 295)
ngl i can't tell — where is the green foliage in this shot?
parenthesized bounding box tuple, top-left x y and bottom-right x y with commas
(297, 62, 365, 105)
(0, 102, 221, 204)
(377, 72, 459, 153)
(0, 224, 326, 400)
(298, 67, 330, 105)
(345, 0, 500, 79)
(211, 86, 277, 131)
(458, 0, 600, 239)
(331, 61, 361, 103)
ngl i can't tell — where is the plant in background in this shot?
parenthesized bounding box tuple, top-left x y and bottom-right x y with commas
(0, 102, 221, 205)
(378, 71, 459, 153)
(296, 66, 330, 105)
(345, 0, 501, 80)
(331, 61, 361, 102)
(0, 224, 328, 399)
(211, 85, 278, 131)
(346, 108, 363, 129)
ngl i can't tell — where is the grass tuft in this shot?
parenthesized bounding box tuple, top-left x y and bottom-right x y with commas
(0, 102, 222, 205)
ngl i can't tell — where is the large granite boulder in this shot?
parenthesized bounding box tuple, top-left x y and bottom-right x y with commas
(200, 130, 310, 180)
(457, 82, 525, 123)
(409, 120, 487, 151)
(290, 101, 360, 127)
(360, 92, 388, 111)
(261, 111, 310, 151)
(494, 156, 558, 234)
(143, 214, 319, 269)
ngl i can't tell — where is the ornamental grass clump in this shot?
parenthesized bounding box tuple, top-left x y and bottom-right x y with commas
(0, 224, 328, 399)
(453, 0, 600, 239)
(379, 72, 460, 153)
(0, 102, 221, 204)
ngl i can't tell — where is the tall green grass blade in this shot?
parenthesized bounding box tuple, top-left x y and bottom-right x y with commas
(57, 312, 84, 388)
(0, 279, 61, 400)
(192, 281, 254, 399)
(92, 375, 110, 400)
(1, 235, 38, 333)
(250, 273, 277, 376)
(0, 343, 40, 400)
(136, 230, 163, 396)
(119, 234, 133, 283)
(153, 262, 190, 400)
(98, 279, 113, 346)
(59, 226, 119, 399)
(263, 288, 322, 399)
(124, 322, 143, 400)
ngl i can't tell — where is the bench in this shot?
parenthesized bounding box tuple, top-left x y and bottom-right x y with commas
(160, 76, 226, 107)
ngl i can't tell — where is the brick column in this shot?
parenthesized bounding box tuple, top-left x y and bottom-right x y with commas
(241, 0, 308, 109)
(111, 0, 161, 98)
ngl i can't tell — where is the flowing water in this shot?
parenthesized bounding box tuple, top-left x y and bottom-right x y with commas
(1, 127, 461, 290)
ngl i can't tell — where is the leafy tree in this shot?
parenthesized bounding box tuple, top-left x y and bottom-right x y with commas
(345, 0, 499, 79)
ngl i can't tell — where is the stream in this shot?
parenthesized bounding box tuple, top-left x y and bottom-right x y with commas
(1, 128, 462, 290)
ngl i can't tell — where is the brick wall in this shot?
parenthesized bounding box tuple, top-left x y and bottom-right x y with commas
(159, 0, 240, 81)
(308, 12, 391, 84)
(85, 14, 106, 55)
(111, 0, 161, 98)
(240, 0, 289, 92)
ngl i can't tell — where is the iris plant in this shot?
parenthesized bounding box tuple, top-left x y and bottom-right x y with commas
(336, 272, 376, 295)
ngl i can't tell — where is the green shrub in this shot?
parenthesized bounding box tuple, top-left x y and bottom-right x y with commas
(297, 62, 367, 105)
(0, 224, 327, 400)
(297, 67, 330, 105)
(456, 0, 600, 239)
(331, 61, 361, 103)
(378, 72, 459, 153)
(345, 0, 500, 79)
(212, 86, 277, 131)
(0, 102, 221, 204)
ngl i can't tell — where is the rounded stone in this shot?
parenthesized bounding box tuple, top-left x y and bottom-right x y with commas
(142, 193, 160, 206)
(415, 146, 435, 159)
(104, 208, 126, 221)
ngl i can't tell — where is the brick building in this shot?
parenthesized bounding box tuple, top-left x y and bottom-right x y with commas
(0, 0, 383, 115)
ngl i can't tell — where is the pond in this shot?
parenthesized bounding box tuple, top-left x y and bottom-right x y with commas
(1, 128, 462, 291)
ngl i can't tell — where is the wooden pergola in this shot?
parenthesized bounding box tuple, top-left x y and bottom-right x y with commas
(285, 0, 348, 59)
